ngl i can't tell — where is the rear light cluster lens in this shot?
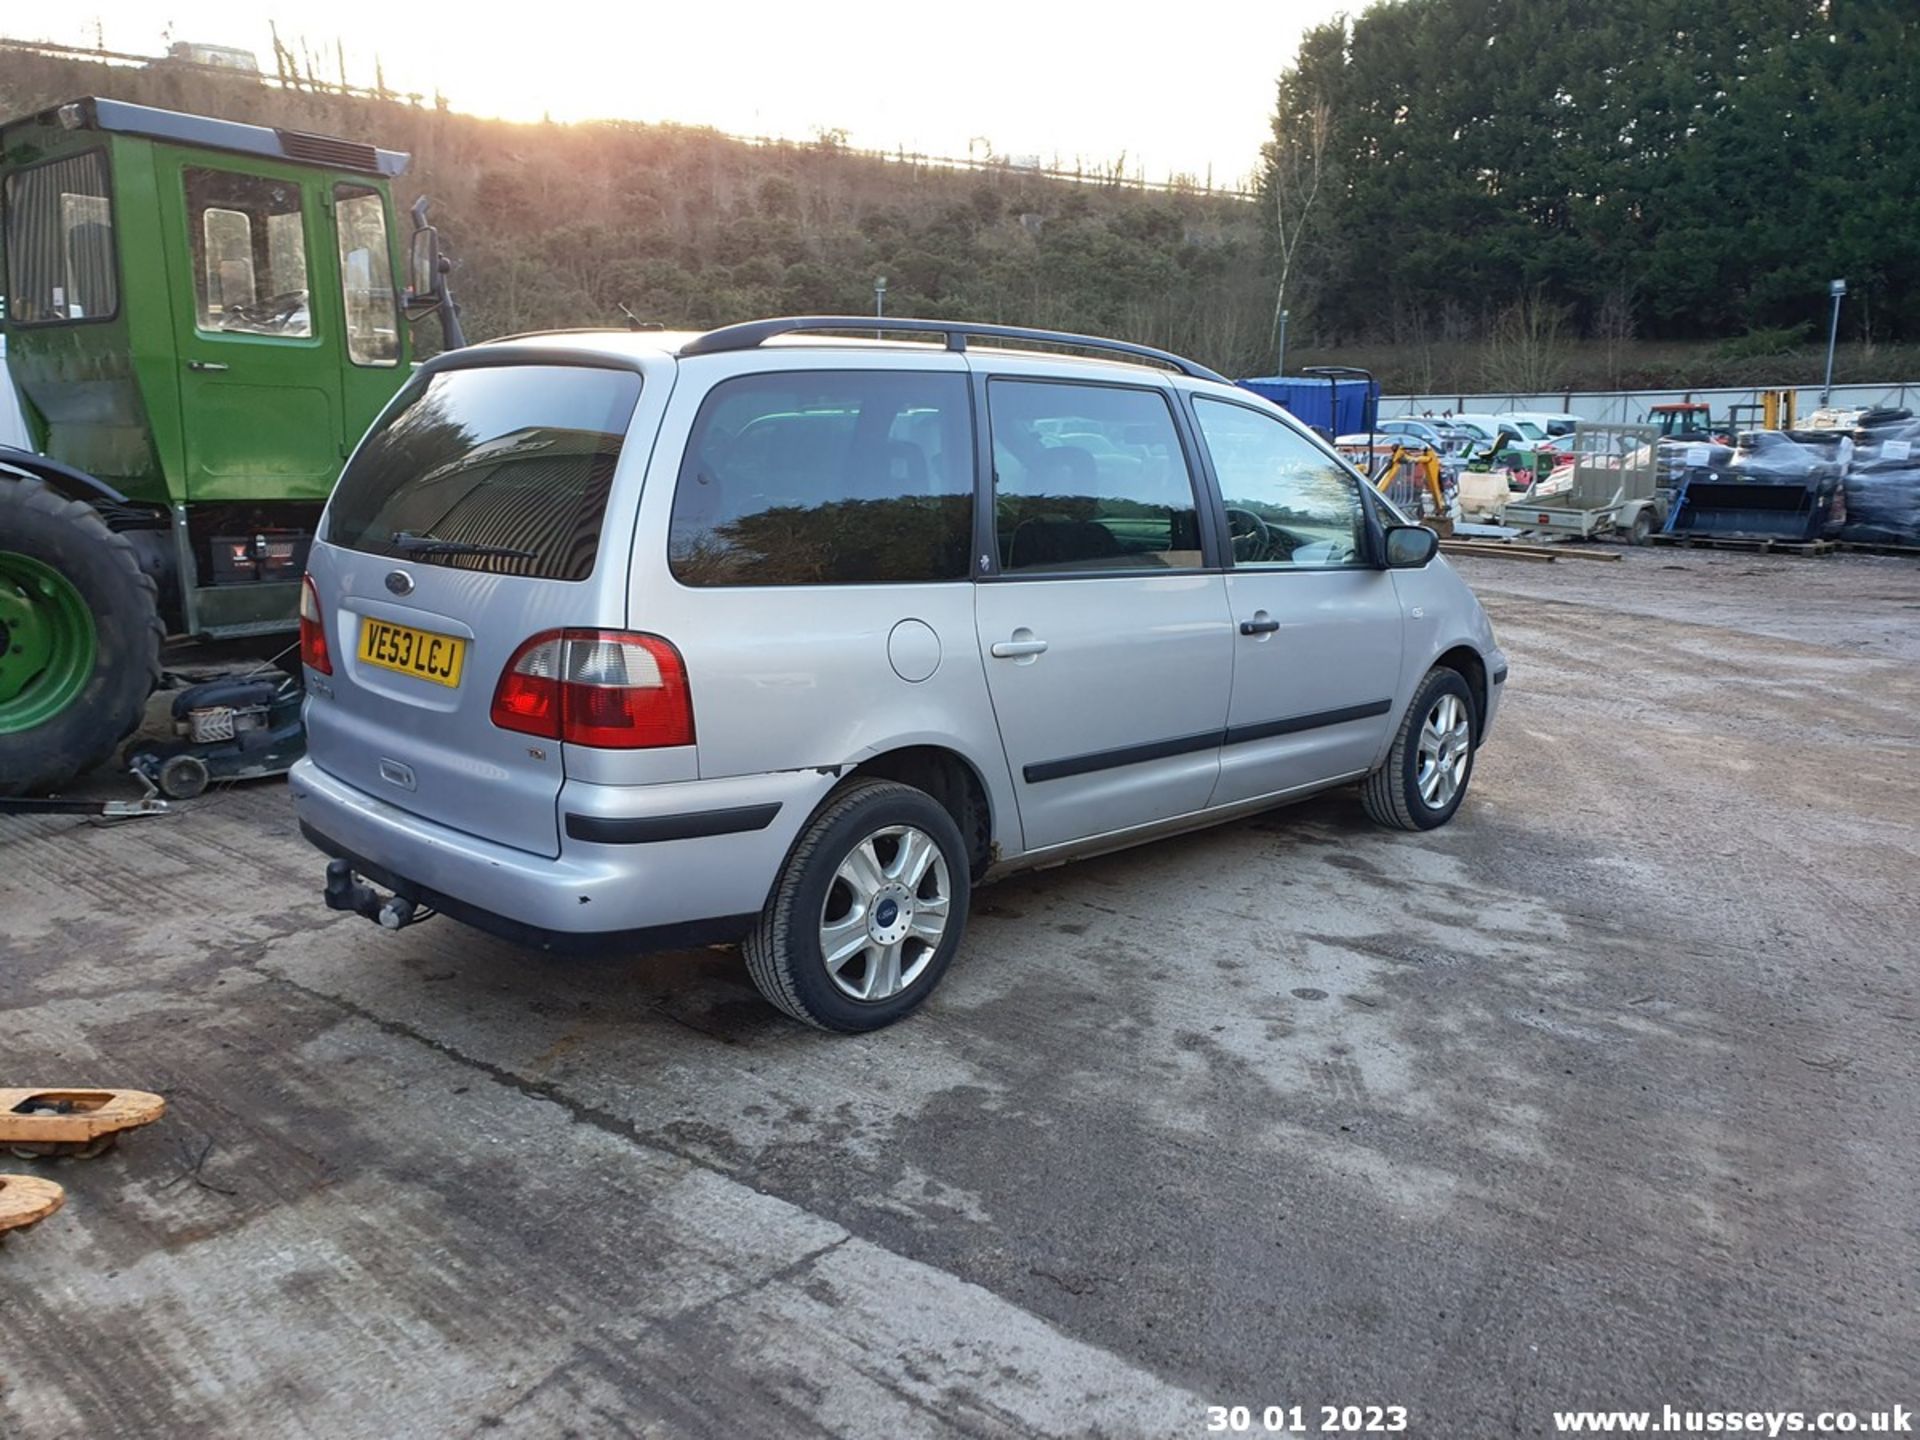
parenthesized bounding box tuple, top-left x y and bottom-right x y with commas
(491, 630, 693, 749)
(299, 574, 332, 674)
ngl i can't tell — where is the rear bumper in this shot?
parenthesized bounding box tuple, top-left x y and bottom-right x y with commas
(288, 757, 837, 951)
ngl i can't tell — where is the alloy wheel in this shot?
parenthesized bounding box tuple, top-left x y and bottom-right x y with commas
(1415, 692, 1471, 809)
(817, 825, 952, 1002)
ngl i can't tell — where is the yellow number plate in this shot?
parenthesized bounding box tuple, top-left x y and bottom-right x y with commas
(358, 618, 466, 688)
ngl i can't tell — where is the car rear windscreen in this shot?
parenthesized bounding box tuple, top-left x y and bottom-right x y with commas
(326, 364, 643, 580)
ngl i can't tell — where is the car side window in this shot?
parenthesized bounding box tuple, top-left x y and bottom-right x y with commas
(987, 379, 1203, 574)
(669, 370, 973, 586)
(1192, 397, 1367, 569)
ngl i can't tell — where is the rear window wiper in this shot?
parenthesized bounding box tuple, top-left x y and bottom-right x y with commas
(389, 530, 538, 560)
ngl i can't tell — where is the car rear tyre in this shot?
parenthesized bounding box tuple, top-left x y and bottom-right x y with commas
(743, 778, 971, 1032)
(1361, 667, 1477, 832)
(0, 478, 163, 797)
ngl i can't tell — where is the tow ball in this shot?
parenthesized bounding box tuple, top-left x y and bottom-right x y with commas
(323, 859, 435, 931)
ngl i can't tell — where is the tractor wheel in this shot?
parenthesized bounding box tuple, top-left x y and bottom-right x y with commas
(0, 478, 163, 797)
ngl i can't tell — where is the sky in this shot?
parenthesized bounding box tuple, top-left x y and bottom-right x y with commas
(26, 1, 1356, 188)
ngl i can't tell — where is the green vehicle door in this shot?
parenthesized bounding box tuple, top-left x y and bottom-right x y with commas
(156, 153, 342, 502)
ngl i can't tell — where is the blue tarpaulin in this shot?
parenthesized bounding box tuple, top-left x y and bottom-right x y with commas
(1236, 376, 1379, 438)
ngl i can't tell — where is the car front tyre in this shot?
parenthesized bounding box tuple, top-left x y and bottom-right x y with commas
(743, 778, 971, 1032)
(1361, 667, 1478, 832)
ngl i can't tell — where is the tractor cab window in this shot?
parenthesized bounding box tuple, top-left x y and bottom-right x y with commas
(184, 168, 312, 338)
(335, 184, 398, 366)
(3, 149, 118, 325)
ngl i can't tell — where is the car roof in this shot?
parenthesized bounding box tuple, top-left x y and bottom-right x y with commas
(469, 325, 1220, 385)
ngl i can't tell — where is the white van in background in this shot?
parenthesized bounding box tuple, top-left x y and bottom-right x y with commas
(1504, 411, 1580, 438)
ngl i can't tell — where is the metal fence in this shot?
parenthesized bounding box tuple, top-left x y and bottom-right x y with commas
(1382, 382, 1919, 426)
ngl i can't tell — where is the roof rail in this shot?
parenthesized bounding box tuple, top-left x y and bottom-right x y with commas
(677, 316, 1228, 382)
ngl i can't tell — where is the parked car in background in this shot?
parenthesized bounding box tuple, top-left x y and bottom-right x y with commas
(292, 317, 1508, 1032)
(1505, 410, 1580, 438)
(1374, 419, 1479, 469)
(1447, 413, 1530, 448)
(1376, 418, 1450, 448)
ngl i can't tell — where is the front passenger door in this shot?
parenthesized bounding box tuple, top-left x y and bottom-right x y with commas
(1190, 396, 1404, 808)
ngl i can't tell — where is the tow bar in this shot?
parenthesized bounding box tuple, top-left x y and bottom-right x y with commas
(0, 772, 170, 822)
(323, 858, 437, 932)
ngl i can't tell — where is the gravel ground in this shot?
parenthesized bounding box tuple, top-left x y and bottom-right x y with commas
(2, 547, 1915, 1438)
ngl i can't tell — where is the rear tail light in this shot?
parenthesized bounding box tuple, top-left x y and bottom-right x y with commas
(490, 630, 693, 749)
(299, 574, 332, 674)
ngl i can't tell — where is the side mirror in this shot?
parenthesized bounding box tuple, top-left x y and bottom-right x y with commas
(1384, 524, 1439, 568)
(408, 225, 442, 306)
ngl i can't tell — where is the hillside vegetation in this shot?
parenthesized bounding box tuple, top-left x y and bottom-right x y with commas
(1265, 0, 1920, 379)
(7, 10, 1917, 395)
(0, 46, 1274, 374)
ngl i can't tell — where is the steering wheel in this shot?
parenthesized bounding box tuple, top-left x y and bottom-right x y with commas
(1224, 506, 1273, 561)
(222, 289, 309, 333)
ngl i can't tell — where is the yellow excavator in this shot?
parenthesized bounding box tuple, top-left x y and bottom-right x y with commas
(1371, 442, 1453, 536)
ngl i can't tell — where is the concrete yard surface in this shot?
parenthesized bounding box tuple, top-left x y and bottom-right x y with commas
(2, 548, 1917, 1437)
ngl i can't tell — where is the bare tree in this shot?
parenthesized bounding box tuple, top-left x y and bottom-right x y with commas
(1595, 280, 1637, 389)
(1482, 287, 1572, 394)
(1265, 97, 1331, 372)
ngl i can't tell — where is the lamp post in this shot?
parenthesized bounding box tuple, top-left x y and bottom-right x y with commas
(1822, 278, 1846, 405)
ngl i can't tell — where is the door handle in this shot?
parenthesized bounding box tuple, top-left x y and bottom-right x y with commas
(188, 360, 230, 372)
(990, 637, 1049, 658)
(1239, 617, 1281, 636)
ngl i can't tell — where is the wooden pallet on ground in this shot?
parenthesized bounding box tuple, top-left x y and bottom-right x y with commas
(1439, 541, 1557, 563)
(1836, 540, 1920, 558)
(1649, 534, 1835, 556)
(1441, 539, 1624, 563)
(1, 1088, 167, 1159)
(0, 1173, 65, 1239)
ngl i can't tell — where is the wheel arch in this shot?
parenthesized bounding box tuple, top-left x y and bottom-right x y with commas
(0, 446, 129, 507)
(839, 744, 996, 879)
(0, 450, 178, 628)
(1431, 644, 1489, 739)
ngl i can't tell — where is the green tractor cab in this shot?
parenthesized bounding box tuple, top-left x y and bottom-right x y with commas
(1, 97, 458, 795)
(1646, 402, 1730, 445)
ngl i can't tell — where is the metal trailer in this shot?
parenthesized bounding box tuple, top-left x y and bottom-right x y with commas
(1503, 423, 1666, 545)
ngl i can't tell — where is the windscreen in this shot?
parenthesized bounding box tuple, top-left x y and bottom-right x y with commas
(326, 365, 642, 580)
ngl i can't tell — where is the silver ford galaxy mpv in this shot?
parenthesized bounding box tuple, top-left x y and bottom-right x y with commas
(292, 317, 1508, 1031)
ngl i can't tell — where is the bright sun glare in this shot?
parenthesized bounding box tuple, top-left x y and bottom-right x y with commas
(35, 0, 1355, 187)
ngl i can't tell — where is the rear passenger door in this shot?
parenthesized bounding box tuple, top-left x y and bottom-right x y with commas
(1187, 395, 1404, 808)
(648, 360, 1005, 795)
(974, 376, 1234, 852)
